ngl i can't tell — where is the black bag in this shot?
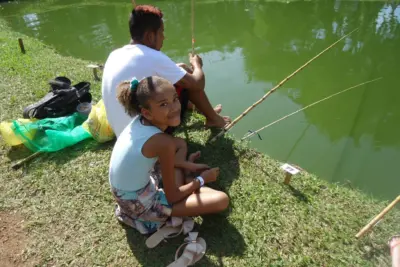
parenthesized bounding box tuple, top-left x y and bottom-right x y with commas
(23, 77, 92, 119)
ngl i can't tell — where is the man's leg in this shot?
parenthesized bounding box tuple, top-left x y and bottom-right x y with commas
(174, 64, 225, 124)
(187, 89, 230, 128)
(187, 101, 222, 114)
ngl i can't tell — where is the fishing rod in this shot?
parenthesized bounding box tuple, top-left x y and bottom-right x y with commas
(242, 77, 383, 140)
(209, 28, 359, 143)
(356, 195, 400, 238)
(191, 0, 195, 54)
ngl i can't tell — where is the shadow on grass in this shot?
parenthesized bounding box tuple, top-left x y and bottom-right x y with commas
(6, 138, 115, 167)
(123, 212, 245, 266)
(257, 160, 310, 203)
(44, 139, 115, 165)
(6, 144, 34, 162)
(187, 128, 242, 192)
(286, 184, 310, 203)
(361, 241, 390, 265)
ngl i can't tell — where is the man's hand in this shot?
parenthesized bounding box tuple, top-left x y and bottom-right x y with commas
(189, 54, 203, 68)
(176, 63, 193, 74)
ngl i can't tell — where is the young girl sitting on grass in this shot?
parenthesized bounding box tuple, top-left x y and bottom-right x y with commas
(109, 76, 229, 234)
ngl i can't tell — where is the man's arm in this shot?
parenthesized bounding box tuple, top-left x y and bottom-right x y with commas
(175, 54, 205, 91)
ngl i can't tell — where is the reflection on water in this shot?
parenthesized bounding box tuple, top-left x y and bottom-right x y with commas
(1, 0, 400, 200)
(23, 13, 40, 28)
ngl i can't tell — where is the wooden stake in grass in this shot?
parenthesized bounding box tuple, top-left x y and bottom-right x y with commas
(281, 163, 300, 185)
(131, 0, 137, 8)
(18, 38, 26, 54)
(191, 0, 195, 55)
(356, 195, 400, 238)
(209, 28, 359, 143)
(242, 77, 382, 140)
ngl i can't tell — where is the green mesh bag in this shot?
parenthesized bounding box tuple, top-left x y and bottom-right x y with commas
(12, 112, 92, 152)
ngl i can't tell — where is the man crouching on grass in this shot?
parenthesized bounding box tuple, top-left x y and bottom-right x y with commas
(101, 4, 231, 137)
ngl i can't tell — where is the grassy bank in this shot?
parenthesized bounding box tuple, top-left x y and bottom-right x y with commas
(0, 19, 399, 267)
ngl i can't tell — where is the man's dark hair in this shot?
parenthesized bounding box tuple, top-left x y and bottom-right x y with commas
(129, 5, 163, 41)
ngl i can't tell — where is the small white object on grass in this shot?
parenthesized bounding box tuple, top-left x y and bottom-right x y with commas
(86, 64, 103, 81)
(281, 163, 300, 175)
(280, 163, 300, 185)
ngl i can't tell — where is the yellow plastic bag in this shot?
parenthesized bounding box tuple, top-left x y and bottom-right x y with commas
(82, 99, 115, 143)
(0, 118, 37, 146)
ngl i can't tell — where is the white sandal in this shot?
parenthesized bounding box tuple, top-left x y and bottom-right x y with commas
(145, 217, 194, 248)
(167, 232, 206, 267)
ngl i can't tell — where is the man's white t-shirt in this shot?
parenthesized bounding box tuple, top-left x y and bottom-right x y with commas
(101, 44, 186, 137)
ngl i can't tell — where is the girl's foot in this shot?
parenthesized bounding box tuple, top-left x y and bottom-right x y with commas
(188, 151, 201, 163)
(184, 151, 201, 178)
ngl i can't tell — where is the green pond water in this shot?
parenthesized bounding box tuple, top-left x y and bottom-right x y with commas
(1, 0, 400, 200)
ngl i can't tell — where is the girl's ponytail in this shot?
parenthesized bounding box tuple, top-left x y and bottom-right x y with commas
(117, 79, 141, 117)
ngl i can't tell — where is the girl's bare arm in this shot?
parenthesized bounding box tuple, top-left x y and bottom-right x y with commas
(144, 134, 200, 204)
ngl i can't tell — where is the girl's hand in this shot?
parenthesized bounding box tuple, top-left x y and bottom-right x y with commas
(200, 167, 220, 183)
(185, 162, 209, 172)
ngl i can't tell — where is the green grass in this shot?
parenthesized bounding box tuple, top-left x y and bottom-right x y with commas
(0, 19, 399, 267)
